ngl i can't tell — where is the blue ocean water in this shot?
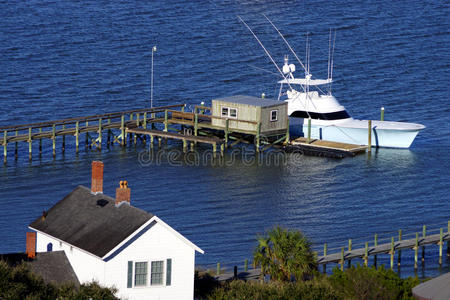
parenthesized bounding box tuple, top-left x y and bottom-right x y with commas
(0, 0, 449, 278)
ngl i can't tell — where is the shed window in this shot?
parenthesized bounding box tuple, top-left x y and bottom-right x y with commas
(151, 261, 164, 285)
(229, 108, 237, 118)
(134, 262, 148, 286)
(221, 107, 229, 116)
(221, 106, 238, 118)
(270, 110, 278, 121)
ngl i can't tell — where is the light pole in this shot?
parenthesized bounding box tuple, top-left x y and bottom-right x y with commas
(151, 45, 157, 108)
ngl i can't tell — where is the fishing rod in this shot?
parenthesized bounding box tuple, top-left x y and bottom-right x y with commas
(237, 15, 294, 91)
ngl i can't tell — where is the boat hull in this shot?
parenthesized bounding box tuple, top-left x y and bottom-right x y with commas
(289, 117, 421, 148)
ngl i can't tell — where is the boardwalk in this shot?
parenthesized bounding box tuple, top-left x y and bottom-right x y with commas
(318, 225, 450, 270)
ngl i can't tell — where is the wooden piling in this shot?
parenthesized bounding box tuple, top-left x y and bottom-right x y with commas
(244, 259, 248, 272)
(182, 139, 187, 153)
(98, 118, 102, 150)
(85, 121, 89, 149)
(75, 121, 79, 153)
(422, 225, 426, 262)
(194, 114, 198, 137)
(62, 125, 66, 153)
(224, 119, 229, 148)
(323, 243, 327, 273)
(120, 115, 125, 146)
(448, 221, 450, 257)
(439, 228, 443, 265)
(3, 130, 7, 164)
(348, 239, 352, 267)
(134, 114, 139, 145)
(381, 107, 385, 121)
(14, 130, 18, 159)
(340, 247, 344, 271)
(364, 242, 368, 267)
(390, 237, 395, 269)
(39, 128, 42, 155)
(368, 120, 372, 152)
(373, 234, 378, 267)
(164, 110, 168, 132)
(398, 229, 402, 266)
(414, 232, 419, 269)
(256, 123, 261, 152)
(52, 124, 56, 157)
(217, 263, 220, 276)
(307, 117, 311, 143)
(28, 127, 32, 161)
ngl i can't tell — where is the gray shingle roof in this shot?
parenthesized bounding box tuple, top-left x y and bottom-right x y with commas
(412, 271, 450, 300)
(29, 185, 153, 258)
(213, 95, 285, 107)
(0, 251, 79, 286)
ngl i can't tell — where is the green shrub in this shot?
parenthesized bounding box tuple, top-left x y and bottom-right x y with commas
(0, 261, 118, 300)
(208, 279, 338, 300)
(328, 264, 419, 300)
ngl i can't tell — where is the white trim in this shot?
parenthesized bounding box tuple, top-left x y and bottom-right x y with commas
(151, 216, 205, 254)
(270, 109, 278, 122)
(102, 216, 204, 260)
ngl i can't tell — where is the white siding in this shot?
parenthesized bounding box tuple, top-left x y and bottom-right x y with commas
(36, 232, 106, 284)
(104, 222, 195, 300)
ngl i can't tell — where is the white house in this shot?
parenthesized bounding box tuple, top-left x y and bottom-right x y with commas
(28, 161, 204, 300)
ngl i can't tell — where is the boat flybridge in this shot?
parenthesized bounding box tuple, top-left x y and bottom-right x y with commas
(278, 56, 425, 148)
(239, 15, 425, 148)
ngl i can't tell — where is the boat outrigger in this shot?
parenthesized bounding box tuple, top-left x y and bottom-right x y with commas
(240, 16, 425, 148)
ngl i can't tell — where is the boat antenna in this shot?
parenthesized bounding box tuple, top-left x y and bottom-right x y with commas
(329, 29, 336, 94)
(237, 16, 293, 90)
(262, 14, 307, 74)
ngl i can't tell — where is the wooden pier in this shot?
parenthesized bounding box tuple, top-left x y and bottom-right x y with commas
(0, 105, 183, 163)
(0, 102, 292, 163)
(318, 222, 450, 272)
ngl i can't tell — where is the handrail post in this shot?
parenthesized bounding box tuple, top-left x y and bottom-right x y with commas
(75, 121, 79, 153)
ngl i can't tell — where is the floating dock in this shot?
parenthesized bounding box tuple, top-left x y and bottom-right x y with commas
(285, 137, 367, 158)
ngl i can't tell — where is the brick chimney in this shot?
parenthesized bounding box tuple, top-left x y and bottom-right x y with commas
(91, 161, 104, 194)
(26, 232, 36, 259)
(116, 181, 131, 206)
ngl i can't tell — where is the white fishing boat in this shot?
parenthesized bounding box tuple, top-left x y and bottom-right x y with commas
(240, 16, 425, 148)
(278, 57, 425, 148)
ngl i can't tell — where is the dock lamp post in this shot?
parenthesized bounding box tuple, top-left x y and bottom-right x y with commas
(151, 45, 157, 108)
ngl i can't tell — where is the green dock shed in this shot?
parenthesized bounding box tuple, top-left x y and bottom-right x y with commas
(211, 95, 288, 135)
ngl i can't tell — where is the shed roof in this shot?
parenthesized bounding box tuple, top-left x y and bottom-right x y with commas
(213, 95, 285, 108)
(412, 271, 450, 300)
(29, 186, 153, 258)
(0, 251, 79, 286)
